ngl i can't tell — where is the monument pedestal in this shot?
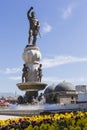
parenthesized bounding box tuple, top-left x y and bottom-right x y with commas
(17, 46, 47, 103)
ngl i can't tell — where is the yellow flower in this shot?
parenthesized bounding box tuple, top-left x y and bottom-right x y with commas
(74, 126, 81, 130)
(24, 125, 33, 130)
(83, 126, 87, 130)
(33, 126, 39, 130)
(69, 126, 75, 130)
(64, 128, 68, 130)
(49, 125, 58, 130)
(10, 128, 15, 130)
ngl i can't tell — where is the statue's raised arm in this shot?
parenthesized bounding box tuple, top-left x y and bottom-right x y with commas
(27, 6, 33, 19)
(27, 7, 40, 46)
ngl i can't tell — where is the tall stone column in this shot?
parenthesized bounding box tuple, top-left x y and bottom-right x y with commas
(17, 45, 47, 103)
(22, 46, 41, 82)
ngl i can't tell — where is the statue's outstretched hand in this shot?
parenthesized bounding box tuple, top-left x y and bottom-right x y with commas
(30, 7, 33, 10)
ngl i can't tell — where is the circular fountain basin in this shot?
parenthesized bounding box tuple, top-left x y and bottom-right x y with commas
(17, 82, 47, 91)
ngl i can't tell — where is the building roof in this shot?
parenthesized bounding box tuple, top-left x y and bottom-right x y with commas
(44, 81, 75, 94)
(44, 85, 55, 94)
(55, 81, 75, 91)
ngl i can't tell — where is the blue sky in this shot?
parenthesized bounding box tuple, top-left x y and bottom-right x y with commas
(0, 0, 87, 95)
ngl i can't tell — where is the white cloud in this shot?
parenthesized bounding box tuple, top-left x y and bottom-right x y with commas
(42, 56, 87, 68)
(62, 4, 74, 19)
(43, 22, 52, 33)
(5, 56, 87, 74)
(42, 77, 61, 83)
(5, 67, 21, 74)
(9, 75, 87, 86)
(9, 76, 21, 80)
(43, 76, 87, 85)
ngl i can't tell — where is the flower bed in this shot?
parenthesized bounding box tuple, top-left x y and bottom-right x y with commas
(0, 111, 87, 130)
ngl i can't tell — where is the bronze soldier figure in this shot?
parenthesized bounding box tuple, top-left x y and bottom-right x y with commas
(38, 64, 42, 82)
(27, 7, 40, 46)
(22, 64, 28, 82)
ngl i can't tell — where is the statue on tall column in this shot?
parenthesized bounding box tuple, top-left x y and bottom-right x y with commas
(27, 7, 40, 46)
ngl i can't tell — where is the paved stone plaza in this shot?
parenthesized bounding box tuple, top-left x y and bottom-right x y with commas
(0, 115, 20, 120)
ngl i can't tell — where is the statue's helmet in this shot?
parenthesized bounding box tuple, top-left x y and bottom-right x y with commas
(31, 11, 35, 17)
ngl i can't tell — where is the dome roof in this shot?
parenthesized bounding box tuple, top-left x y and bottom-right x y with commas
(44, 81, 75, 94)
(44, 85, 55, 94)
(55, 81, 75, 91)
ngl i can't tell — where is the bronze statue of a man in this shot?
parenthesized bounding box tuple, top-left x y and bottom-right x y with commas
(22, 64, 28, 82)
(38, 64, 42, 82)
(27, 7, 40, 46)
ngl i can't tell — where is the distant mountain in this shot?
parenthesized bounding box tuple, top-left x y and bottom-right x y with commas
(0, 92, 15, 97)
